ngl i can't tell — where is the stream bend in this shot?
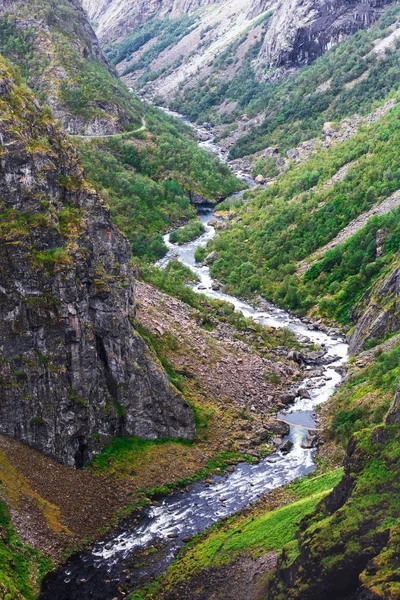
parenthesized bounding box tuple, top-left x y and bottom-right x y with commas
(39, 121, 348, 600)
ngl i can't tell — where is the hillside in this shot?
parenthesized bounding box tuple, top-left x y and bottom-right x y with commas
(0, 0, 240, 261)
(2, 0, 400, 598)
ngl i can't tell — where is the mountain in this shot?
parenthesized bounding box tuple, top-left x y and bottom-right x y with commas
(0, 54, 194, 468)
(84, 0, 397, 112)
(2, 0, 400, 598)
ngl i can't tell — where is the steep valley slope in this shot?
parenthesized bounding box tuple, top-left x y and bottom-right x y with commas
(2, 0, 400, 598)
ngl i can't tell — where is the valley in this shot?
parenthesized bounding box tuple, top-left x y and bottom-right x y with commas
(0, 0, 400, 599)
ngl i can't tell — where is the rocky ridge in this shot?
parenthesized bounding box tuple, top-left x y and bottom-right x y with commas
(0, 58, 194, 467)
(257, 0, 395, 76)
(0, 0, 144, 135)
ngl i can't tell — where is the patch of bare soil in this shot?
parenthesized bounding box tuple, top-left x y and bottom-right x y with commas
(0, 436, 128, 559)
(159, 552, 277, 600)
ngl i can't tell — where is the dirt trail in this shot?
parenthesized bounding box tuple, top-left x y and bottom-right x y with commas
(74, 116, 146, 140)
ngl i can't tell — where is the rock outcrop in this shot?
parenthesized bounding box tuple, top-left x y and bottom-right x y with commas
(267, 424, 400, 599)
(0, 58, 194, 467)
(384, 383, 400, 425)
(257, 0, 396, 74)
(349, 266, 400, 354)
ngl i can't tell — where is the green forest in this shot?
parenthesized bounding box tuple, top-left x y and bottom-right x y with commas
(207, 103, 400, 323)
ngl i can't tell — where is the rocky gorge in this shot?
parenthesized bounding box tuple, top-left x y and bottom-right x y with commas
(0, 58, 194, 467)
(1, 0, 400, 598)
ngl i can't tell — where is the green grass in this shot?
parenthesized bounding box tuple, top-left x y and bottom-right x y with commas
(157, 469, 342, 592)
(0, 500, 52, 599)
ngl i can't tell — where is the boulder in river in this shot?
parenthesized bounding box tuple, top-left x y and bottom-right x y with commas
(204, 251, 219, 265)
(287, 350, 305, 364)
(301, 434, 318, 449)
(297, 388, 312, 399)
(255, 174, 266, 184)
(280, 440, 293, 454)
(281, 393, 296, 405)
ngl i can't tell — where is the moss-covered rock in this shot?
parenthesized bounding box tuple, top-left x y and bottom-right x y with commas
(268, 425, 400, 600)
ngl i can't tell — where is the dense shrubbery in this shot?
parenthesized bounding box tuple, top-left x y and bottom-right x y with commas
(0, 15, 36, 77)
(207, 105, 400, 320)
(77, 108, 240, 260)
(169, 221, 205, 244)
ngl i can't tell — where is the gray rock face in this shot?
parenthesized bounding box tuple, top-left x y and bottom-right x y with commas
(349, 267, 400, 354)
(82, 0, 217, 43)
(257, 0, 395, 73)
(0, 64, 194, 467)
(384, 384, 400, 425)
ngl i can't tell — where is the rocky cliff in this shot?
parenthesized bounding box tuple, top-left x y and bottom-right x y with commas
(0, 57, 194, 468)
(257, 0, 395, 75)
(349, 266, 400, 354)
(82, 0, 217, 43)
(267, 423, 400, 599)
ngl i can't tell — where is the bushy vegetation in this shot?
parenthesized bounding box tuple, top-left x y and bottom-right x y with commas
(172, 5, 400, 159)
(0, 500, 52, 599)
(0, 7, 144, 125)
(207, 104, 400, 320)
(105, 16, 196, 77)
(0, 15, 36, 78)
(328, 341, 400, 445)
(169, 220, 205, 244)
(171, 14, 271, 126)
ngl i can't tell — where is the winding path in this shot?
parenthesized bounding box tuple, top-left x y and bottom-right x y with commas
(72, 116, 146, 140)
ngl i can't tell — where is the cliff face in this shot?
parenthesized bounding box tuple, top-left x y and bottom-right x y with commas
(349, 266, 400, 354)
(0, 59, 194, 467)
(257, 0, 395, 75)
(82, 0, 218, 43)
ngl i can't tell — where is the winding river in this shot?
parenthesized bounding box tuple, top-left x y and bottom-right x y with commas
(39, 119, 348, 600)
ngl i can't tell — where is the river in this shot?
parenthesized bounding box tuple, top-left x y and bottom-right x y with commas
(39, 118, 348, 600)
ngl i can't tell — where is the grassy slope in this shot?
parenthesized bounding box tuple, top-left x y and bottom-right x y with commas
(0, 501, 52, 600)
(0, 5, 241, 261)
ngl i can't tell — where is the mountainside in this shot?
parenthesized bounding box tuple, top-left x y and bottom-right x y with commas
(0, 0, 145, 135)
(82, 0, 217, 43)
(0, 55, 194, 467)
(3, 0, 400, 598)
(84, 0, 397, 117)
